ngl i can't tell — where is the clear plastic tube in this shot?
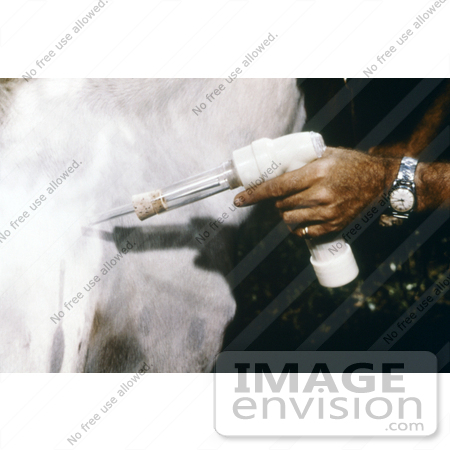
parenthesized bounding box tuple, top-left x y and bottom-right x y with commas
(91, 160, 241, 224)
(89, 203, 135, 225)
(158, 159, 240, 211)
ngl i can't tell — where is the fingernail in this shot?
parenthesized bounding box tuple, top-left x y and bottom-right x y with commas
(234, 196, 246, 207)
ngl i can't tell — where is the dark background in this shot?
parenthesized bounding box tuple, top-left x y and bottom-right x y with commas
(222, 79, 450, 372)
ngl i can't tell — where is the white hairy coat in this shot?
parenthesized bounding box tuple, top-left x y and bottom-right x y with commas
(0, 79, 305, 372)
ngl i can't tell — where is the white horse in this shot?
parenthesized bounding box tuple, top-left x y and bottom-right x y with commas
(0, 79, 305, 372)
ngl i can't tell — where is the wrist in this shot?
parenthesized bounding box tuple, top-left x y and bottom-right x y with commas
(414, 162, 446, 212)
(381, 157, 401, 193)
(415, 162, 426, 212)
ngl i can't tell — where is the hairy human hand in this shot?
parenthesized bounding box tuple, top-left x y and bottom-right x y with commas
(234, 147, 399, 239)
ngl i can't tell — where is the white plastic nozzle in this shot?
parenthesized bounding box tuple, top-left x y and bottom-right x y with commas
(232, 132, 325, 188)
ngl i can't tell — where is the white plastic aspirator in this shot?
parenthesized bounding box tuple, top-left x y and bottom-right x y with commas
(95, 132, 359, 288)
(232, 132, 359, 288)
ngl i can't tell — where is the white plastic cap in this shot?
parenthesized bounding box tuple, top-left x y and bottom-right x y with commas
(307, 239, 359, 288)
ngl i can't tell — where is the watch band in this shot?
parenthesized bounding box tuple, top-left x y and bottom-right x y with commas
(397, 156, 418, 182)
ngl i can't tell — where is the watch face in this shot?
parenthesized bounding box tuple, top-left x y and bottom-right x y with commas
(389, 188, 415, 212)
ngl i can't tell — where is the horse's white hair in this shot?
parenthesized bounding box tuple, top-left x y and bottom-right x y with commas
(0, 78, 305, 372)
